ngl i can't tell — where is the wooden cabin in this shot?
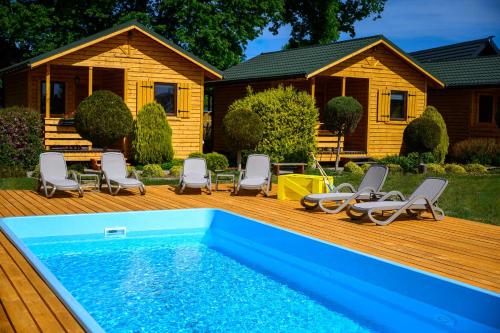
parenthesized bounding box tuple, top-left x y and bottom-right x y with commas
(411, 37, 500, 145)
(209, 35, 444, 162)
(0, 21, 222, 161)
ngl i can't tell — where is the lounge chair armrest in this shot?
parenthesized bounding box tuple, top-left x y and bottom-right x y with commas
(336, 183, 356, 193)
(378, 190, 406, 201)
(238, 170, 245, 183)
(69, 170, 79, 182)
(131, 170, 140, 180)
(206, 170, 212, 179)
(407, 195, 434, 205)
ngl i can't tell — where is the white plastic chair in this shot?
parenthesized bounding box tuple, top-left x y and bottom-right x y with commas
(178, 158, 211, 194)
(38, 152, 83, 198)
(235, 154, 271, 196)
(101, 152, 145, 195)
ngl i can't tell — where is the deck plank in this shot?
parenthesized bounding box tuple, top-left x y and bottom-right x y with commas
(0, 186, 499, 332)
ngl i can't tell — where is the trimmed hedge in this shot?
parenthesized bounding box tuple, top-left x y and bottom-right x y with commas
(132, 102, 174, 165)
(344, 161, 363, 175)
(205, 152, 229, 171)
(444, 163, 466, 174)
(228, 86, 318, 163)
(142, 164, 165, 178)
(386, 163, 403, 173)
(422, 106, 449, 163)
(0, 106, 44, 171)
(426, 163, 446, 174)
(360, 163, 372, 173)
(450, 138, 499, 165)
(403, 117, 441, 154)
(464, 163, 488, 174)
(75, 90, 133, 148)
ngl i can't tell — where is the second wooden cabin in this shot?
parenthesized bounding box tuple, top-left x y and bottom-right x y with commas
(209, 35, 444, 162)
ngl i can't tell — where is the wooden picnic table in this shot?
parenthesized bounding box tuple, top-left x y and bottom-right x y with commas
(272, 162, 307, 175)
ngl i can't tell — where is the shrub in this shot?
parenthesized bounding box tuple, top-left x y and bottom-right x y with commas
(403, 117, 441, 155)
(324, 96, 363, 170)
(464, 163, 488, 174)
(421, 106, 449, 163)
(0, 165, 26, 178)
(188, 152, 205, 159)
(426, 163, 446, 174)
(0, 106, 44, 171)
(450, 138, 499, 165)
(205, 152, 229, 171)
(75, 90, 133, 148)
(228, 86, 318, 163)
(222, 108, 263, 169)
(420, 151, 437, 164)
(377, 152, 420, 173)
(161, 159, 183, 170)
(386, 163, 403, 173)
(360, 163, 372, 173)
(444, 163, 466, 174)
(131, 102, 174, 164)
(170, 165, 183, 177)
(142, 164, 164, 178)
(344, 161, 363, 175)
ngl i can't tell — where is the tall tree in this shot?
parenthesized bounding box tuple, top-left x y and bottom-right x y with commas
(275, 0, 386, 48)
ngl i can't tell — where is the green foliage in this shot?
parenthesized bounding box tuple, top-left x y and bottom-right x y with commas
(131, 102, 174, 164)
(421, 106, 449, 163)
(403, 117, 441, 154)
(343, 161, 363, 175)
(444, 163, 466, 175)
(205, 152, 229, 171)
(360, 163, 372, 173)
(450, 138, 499, 166)
(464, 163, 488, 174)
(277, 0, 386, 48)
(223, 108, 263, 153)
(142, 164, 165, 178)
(0, 165, 26, 178)
(188, 152, 205, 158)
(75, 90, 133, 148)
(228, 86, 318, 163)
(0, 106, 44, 172)
(161, 159, 184, 170)
(386, 163, 403, 173)
(170, 165, 183, 177)
(426, 163, 446, 174)
(324, 96, 363, 135)
(377, 152, 420, 173)
(127, 165, 136, 174)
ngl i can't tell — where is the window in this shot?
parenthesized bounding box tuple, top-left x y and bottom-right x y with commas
(478, 95, 494, 123)
(389, 91, 407, 120)
(41, 81, 65, 115)
(154, 83, 176, 115)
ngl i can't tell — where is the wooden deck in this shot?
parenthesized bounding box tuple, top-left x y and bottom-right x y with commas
(0, 186, 499, 332)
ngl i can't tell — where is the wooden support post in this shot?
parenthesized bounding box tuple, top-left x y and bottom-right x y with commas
(88, 66, 93, 96)
(123, 68, 128, 105)
(341, 77, 346, 96)
(45, 64, 51, 119)
(200, 71, 205, 152)
(309, 77, 316, 98)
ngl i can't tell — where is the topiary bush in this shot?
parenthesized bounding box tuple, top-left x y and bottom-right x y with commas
(386, 163, 403, 173)
(426, 163, 446, 174)
(421, 106, 449, 163)
(222, 107, 263, 169)
(450, 138, 499, 165)
(75, 90, 133, 148)
(324, 96, 363, 170)
(403, 117, 441, 155)
(444, 163, 466, 174)
(343, 161, 363, 175)
(0, 106, 44, 172)
(131, 102, 174, 165)
(205, 152, 229, 171)
(142, 164, 164, 178)
(464, 163, 488, 174)
(228, 86, 318, 164)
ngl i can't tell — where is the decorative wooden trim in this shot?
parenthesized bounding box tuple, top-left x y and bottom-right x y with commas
(88, 67, 93, 96)
(123, 68, 128, 104)
(309, 77, 316, 97)
(200, 72, 205, 151)
(45, 64, 51, 118)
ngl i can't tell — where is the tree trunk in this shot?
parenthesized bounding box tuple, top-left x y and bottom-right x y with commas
(237, 150, 242, 171)
(335, 133, 342, 171)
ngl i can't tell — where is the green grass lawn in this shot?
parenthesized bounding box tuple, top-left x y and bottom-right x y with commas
(1, 173, 498, 225)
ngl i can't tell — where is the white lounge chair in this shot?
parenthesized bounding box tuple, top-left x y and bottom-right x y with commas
(178, 158, 211, 194)
(347, 177, 448, 225)
(101, 152, 145, 195)
(38, 152, 83, 198)
(235, 154, 271, 196)
(301, 164, 388, 214)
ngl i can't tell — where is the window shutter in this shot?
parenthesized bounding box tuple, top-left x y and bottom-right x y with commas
(377, 88, 390, 122)
(136, 81, 154, 111)
(177, 82, 191, 118)
(407, 90, 417, 120)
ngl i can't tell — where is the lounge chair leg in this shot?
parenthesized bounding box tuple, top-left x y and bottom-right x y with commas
(300, 198, 320, 211)
(140, 185, 146, 195)
(346, 206, 366, 220)
(318, 199, 349, 214)
(47, 186, 56, 198)
(78, 187, 84, 198)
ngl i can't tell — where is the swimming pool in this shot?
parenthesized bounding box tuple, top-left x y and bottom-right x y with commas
(1, 209, 499, 332)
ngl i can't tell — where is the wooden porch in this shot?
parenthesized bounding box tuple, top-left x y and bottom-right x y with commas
(0, 186, 499, 331)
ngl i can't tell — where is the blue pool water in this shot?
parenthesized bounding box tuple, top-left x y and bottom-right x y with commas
(25, 230, 374, 333)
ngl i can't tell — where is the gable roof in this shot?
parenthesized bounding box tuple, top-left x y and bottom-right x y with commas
(221, 35, 443, 87)
(410, 36, 499, 63)
(0, 20, 223, 79)
(421, 55, 500, 88)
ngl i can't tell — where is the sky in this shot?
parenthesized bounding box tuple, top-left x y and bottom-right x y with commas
(245, 0, 500, 59)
